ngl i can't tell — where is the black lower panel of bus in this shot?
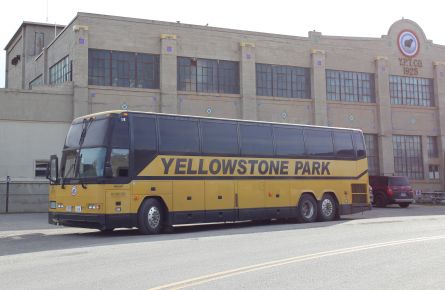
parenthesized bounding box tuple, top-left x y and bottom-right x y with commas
(49, 203, 370, 230)
(48, 212, 136, 230)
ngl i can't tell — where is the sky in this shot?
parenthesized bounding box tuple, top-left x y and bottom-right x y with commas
(1, 0, 444, 88)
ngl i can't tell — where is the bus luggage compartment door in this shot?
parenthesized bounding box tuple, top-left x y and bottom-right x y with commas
(204, 180, 236, 222)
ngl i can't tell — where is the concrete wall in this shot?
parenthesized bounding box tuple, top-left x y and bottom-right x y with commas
(6, 34, 23, 89)
(0, 181, 48, 213)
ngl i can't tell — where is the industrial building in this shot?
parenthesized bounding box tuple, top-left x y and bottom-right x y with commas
(1, 12, 444, 211)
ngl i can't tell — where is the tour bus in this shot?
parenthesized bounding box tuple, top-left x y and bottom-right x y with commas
(47, 110, 370, 234)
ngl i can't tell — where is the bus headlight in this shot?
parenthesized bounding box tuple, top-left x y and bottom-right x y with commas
(50, 201, 56, 209)
(88, 204, 100, 210)
(57, 203, 64, 208)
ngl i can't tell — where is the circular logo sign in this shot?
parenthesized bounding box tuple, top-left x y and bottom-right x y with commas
(398, 30, 419, 57)
(71, 185, 78, 196)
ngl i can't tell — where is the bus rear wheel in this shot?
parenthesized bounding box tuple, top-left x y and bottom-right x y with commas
(297, 195, 318, 223)
(138, 199, 164, 235)
(318, 195, 337, 222)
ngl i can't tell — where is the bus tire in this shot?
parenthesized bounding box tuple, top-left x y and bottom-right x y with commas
(297, 194, 318, 223)
(138, 199, 164, 235)
(318, 195, 337, 222)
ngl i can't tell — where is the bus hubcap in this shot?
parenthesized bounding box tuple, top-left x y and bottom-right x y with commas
(322, 199, 333, 217)
(147, 207, 161, 229)
(302, 201, 314, 219)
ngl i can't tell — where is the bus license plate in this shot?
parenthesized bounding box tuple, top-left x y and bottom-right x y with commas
(400, 192, 407, 197)
(66, 205, 72, 212)
(75, 206, 82, 213)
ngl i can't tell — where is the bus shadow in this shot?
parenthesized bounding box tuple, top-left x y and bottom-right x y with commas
(3, 204, 445, 257)
(0, 219, 346, 257)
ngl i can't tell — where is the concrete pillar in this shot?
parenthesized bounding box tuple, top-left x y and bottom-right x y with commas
(160, 34, 178, 114)
(72, 25, 90, 118)
(311, 49, 327, 126)
(240, 41, 257, 120)
(375, 57, 394, 176)
(433, 62, 445, 190)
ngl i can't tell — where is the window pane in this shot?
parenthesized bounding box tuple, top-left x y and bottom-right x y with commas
(201, 121, 238, 155)
(334, 132, 354, 158)
(304, 129, 334, 157)
(136, 53, 160, 89)
(110, 149, 129, 177)
(159, 117, 199, 153)
(240, 124, 273, 156)
(353, 132, 366, 158)
(111, 51, 135, 87)
(197, 59, 218, 93)
(390, 75, 433, 107)
(393, 135, 424, 179)
(326, 69, 375, 103)
(364, 134, 379, 175)
(89, 49, 111, 86)
(111, 116, 129, 148)
(132, 116, 157, 174)
(274, 126, 305, 156)
(218, 60, 239, 94)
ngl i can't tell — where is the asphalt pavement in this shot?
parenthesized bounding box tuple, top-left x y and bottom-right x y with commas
(1, 205, 445, 290)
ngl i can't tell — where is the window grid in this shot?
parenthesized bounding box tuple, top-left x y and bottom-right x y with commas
(427, 136, 439, 158)
(389, 75, 433, 107)
(178, 57, 239, 94)
(256, 63, 310, 99)
(35, 160, 49, 177)
(34, 32, 44, 55)
(88, 49, 160, 89)
(49, 56, 72, 85)
(429, 165, 440, 180)
(393, 135, 424, 180)
(326, 70, 375, 103)
(364, 134, 380, 175)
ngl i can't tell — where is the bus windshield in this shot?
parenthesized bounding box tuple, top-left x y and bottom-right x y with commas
(61, 117, 110, 179)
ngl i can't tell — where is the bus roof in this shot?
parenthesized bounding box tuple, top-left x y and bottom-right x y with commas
(73, 110, 363, 132)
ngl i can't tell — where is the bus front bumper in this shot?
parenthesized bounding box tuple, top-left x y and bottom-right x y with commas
(48, 212, 137, 230)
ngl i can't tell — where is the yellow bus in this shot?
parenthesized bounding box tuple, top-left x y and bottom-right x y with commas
(47, 110, 370, 234)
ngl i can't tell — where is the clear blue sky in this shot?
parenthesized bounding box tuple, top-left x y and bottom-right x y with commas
(1, 0, 444, 88)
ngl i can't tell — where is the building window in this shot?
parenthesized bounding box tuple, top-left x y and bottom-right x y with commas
(35, 160, 49, 177)
(256, 64, 310, 99)
(389, 75, 433, 107)
(364, 134, 379, 175)
(326, 70, 375, 103)
(29, 74, 43, 89)
(88, 49, 160, 89)
(429, 165, 440, 180)
(393, 135, 423, 180)
(427, 136, 439, 158)
(49, 56, 72, 85)
(177, 57, 239, 94)
(34, 32, 44, 55)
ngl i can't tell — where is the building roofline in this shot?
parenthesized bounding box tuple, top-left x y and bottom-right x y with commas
(4, 21, 65, 51)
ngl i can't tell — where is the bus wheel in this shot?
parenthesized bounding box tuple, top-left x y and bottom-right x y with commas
(297, 195, 318, 223)
(138, 199, 164, 235)
(318, 195, 337, 222)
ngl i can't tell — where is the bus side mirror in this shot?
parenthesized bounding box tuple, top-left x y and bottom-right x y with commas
(104, 164, 113, 178)
(47, 155, 58, 183)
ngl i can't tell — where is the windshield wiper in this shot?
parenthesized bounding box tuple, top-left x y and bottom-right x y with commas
(77, 118, 93, 189)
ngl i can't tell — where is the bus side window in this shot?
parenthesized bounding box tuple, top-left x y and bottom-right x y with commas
(333, 131, 355, 158)
(274, 126, 305, 157)
(158, 117, 199, 153)
(201, 120, 238, 155)
(111, 117, 130, 177)
(353, 132, 366, 158)
(132, 116, 157, 175)
(239, 124, 273, 156)
(304, 129, 335, 157)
